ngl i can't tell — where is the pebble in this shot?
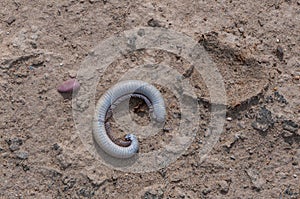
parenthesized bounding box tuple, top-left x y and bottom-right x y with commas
(275, 46, 284, 61)
(52, 143, 60, 150)
(251, 106, 274, 132)
(293, 174, 297, 178)
(68, 70, 77, 78)
(57, 79, 80, 93)
(238, 27, 244, 33)
(226, 117, 233, 121)
(30, 41, 37, 49)
(44, 73, 49, 79)
(143, 189, 164, 199)
(89, 0, 99, 4)
(15, 151, 29, 160)
(248, 149, 254, 155)
(292, 160, 298, 166)
(5, 16, 16, 25)
(9, 144, 20, 152)
(218, 180, 229, 194)
(137, 29, 145, 36)
(202, 188, 211, 195)
(78, 188, 94, 198)
(274, 91, 288, 104)
(6, 138, 23, 152)
(147, 18, 162, 27)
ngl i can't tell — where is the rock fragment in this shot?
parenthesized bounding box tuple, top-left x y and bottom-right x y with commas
(246, 169, 265, 191)
(6, 138, 23, 152)
(282, 120, 299, 133)
(56, 154, 72, 170)
(275, 46, 284, 61)
(15, 151, 29, 160)
(218, 180, 229, 194)
(5, 16, 16, 25)
(57, 79, 80, 93)
(251, 106, 274, 132)
(147, 18, 162, 27)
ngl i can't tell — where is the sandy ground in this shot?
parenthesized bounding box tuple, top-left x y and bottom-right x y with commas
(0, 0, 299, 198)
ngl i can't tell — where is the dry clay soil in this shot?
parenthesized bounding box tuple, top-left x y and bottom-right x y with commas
(0, 0, 300, 198)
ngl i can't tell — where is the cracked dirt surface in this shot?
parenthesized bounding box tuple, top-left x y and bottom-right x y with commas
(0, 0, 299, 198)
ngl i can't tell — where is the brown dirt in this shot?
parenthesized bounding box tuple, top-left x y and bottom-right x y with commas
(0, 0, 299, 198)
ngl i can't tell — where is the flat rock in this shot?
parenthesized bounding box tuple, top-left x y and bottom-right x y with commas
(198, 32, 269, 108)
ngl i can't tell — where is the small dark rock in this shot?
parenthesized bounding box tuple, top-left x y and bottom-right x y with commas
(147, 18, 162, 27)
(282, 120, 299, 133)
(163, 127, 172, 132)
(21, 163, 30, 171)
(158, 168, 167, 178)
(6, 138, 23, 146)
(143, 190, 163, 199)
(9, 144, 20, 152)
(202, 188, 211, 195)
(274, 91, 288, 104)
(251, 106, 274, 132)
(15, 151, 29, 160)
(144, 191, 157, 199)
(5, 16, 16, 25)
(275, 46, 284, 61)
(52, 143, 60, 150)
(265, 95, 274, 103)
(292, 160, 298, 166)
(30, 41, 37, 49)
(6, 138, 23, 152)
(245, 108, 256, 119)
(77, 188, 94, 198)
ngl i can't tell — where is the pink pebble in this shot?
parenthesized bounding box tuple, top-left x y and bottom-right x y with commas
(57, 79, 80, 93)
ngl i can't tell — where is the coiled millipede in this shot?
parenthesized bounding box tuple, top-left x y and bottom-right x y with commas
(93, 80, 166, 158)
